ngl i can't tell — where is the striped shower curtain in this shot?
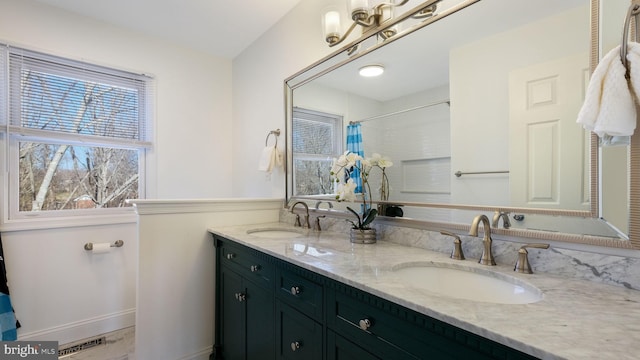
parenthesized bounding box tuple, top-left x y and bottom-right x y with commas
(0, 233, 19, 340)
(346, 122, 364, 193)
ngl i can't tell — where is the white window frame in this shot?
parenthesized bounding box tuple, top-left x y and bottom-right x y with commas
(0, 44, 154, 229)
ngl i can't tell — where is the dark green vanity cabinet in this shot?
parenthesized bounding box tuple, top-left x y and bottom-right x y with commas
(215, 239, 276, 360)
(211, 235, 539, 360)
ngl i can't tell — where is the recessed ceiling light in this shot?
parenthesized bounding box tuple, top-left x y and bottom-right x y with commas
(359, 64, 384, 77)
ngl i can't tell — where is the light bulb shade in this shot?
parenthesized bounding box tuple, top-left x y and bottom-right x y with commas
(349, 0, 370, 20)
(323, 10, 342, 42)
(359, 64, 384, 77)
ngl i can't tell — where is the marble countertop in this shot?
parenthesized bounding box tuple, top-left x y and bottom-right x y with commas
(208, 223, 640, 360)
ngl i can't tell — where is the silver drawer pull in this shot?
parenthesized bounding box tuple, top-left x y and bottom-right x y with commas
(290, 341, 301, 352)
(250, 265, 261, 272)
(359, 318, 372, 331)
(290, 286, 301, 295)
(226, 253, 235, 260)
(235, 293, 246, 302)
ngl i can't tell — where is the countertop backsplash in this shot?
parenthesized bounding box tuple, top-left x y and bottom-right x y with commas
(280, 209, 640, 291)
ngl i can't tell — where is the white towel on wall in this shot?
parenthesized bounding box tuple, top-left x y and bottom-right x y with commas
(258, 146, 283, 172)
(577, 43, 640, 137)
(626, 42, 640, 100)
(274, 147, 283, 170)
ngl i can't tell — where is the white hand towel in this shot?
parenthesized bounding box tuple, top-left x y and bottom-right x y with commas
(275, 147, 284, 170)
(258, 146, 276, 172)
(577, 44, 637, 137)
(625, 42, 640, 98)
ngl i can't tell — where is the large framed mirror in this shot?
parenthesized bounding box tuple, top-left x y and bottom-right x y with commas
(285, 0, 640, 250)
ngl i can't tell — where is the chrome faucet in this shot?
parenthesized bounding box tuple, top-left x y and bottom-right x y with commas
(315, 201, 334, 210)
(290, 201, 311, 229)
(469, 214, 496, 265)
(492, 211, 511, 229)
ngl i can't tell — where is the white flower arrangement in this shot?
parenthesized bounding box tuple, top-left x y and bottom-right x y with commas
(369, 153, 393, 203)
(330, 151, 392, 230)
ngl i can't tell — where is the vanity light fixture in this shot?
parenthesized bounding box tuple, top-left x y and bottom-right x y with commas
(322, 0, 405, 47)
(359, 64, 385, 77)
(322, 0, 441, 48)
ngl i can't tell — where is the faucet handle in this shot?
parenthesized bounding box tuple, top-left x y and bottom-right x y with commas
(294, 214, 302, 227)
(440, 231, 465, 260)
(314, 215, 326, 231)
(514, 243, 550, 274)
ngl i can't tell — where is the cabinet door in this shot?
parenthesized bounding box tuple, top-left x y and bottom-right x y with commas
(246, 278, 276, 360)
(276, 301, 322, 360)
(220, 266, 245, 360)
(326, 330, 380, 360)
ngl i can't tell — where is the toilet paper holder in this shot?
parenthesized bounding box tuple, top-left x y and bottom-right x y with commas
(84, 240, 124, 251)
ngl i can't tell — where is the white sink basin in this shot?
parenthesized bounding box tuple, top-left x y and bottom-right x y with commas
(391, 263, 542, 304)
(246, 228, 306, 239)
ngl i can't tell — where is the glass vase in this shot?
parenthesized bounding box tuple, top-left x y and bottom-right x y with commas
(350, 228, 377, 244)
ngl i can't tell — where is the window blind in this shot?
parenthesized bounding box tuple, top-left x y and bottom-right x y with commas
(5, 45, 154, 149)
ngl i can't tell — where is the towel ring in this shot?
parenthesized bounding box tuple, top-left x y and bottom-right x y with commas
(621, 3, 640, 73)
(265, 129, 280, 147)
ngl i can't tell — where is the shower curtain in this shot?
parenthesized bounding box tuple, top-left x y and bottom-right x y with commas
(0, 233, 19, 340)
(346, 122, 364, 193)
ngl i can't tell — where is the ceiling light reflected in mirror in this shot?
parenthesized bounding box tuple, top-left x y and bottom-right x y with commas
(359, 64, 385, 77)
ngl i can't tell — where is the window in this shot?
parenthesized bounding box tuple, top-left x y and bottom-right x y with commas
(292, 108, 342, 196)
(0, 45, 154, 219)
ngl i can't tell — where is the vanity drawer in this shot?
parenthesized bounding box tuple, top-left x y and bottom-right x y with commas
(327, 287, 535, 360)
(219, 241, 274, 288)
(276, 268, 324, 321)
(327, 290, 420, 360)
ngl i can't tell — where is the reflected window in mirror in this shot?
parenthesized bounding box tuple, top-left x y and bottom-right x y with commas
(292, 108, 343, 196)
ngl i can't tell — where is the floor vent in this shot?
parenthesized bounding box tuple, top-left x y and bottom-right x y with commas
(58, 336, 106, 357)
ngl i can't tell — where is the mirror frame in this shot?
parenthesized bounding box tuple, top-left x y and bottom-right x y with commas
(284, 0, 640, 250)
(628, 0, 640, 249)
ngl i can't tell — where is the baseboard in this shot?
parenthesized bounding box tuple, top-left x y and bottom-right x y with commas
(176, 346, 214, 360)
(18, 308, 135, 345)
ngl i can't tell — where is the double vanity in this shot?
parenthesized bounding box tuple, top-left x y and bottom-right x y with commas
(209, 223, 640, 359)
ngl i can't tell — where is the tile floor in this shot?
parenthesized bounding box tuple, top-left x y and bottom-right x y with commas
(58, 327, 135, 360)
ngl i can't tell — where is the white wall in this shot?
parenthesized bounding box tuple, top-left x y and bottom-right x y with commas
(132, 199, 281, 360)
(295, 82, 384, 125)
(0, 0, 233, 344)
(449, 5, 589, 210)
(231, 0, 335, 198)
(1, 223, 137, 343)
